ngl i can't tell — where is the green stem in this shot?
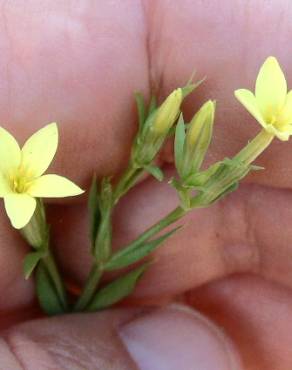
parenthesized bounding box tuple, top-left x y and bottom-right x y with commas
(75, 207, 185, 312)
(113, 165, 143, 204)
(42, 251, 68, 310)
(129, 206, 186, 246)
(76, 165, 143, 311)
(21, 200, 68, 312)
(74, 263, 102, 311)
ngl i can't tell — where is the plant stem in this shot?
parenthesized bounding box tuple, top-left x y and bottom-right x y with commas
(113, 165, 143, 204)
(75, 207, 186, 312)
(128, 206, 186, 246)
(76, 164, 144, 312)
(74, 263, 102, 311)
(42, 251, 68, 310)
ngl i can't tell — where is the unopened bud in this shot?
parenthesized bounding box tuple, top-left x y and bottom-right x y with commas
(184, 100, 215, 174)
(152, 88, 183, 135)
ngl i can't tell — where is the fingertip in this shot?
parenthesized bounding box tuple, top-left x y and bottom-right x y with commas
(119, 304, 243, 370)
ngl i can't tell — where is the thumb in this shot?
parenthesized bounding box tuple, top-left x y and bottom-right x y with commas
(1, 305, 242, 370)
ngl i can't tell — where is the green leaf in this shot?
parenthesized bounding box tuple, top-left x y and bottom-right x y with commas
(36, 262, 64, 315)
(23, 250, 46, 279)
(144, 165, 164, 181)
(147, 95, 157, 116)
(93, 178, 113, 261)
(87, 264, 148, 311)
(99, 177, 113, 211)
(135, 92, 146, 130)
(88, 174, 101, 247)
(94, 210, 112, 261)
(105, 227, 180, 271)
(209, 182, 239, 204)
(174, 114, 186, 176)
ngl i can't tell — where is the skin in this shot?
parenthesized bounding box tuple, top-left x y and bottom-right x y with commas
(0, 0, 292, 368)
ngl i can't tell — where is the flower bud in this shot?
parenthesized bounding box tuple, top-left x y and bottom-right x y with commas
(151, 88, 183, 135)
(182, 100, 215, 176)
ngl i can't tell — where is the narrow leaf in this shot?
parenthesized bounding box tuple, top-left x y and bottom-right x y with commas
(87, 264, 148, 311)
(94, 177, 113, 261)
(105, 227, 181, 271)
(88, 174, 101, 246)
(185, 162, 221, 188)
(174, 114, 186, 176)
(145, 165, 164, 181)
(23, 250, 45, 279)
(94, 210, 112, 261)
(36, 262, 64, 315)
(147, 95, 157, 116)
(134, 92, 146, 130)
(210, 182, 239, 204)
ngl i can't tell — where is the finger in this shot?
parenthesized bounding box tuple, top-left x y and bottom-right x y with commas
(1, 305, 242, 370)
(0, 0, 149, 184)
(187, 274, 292, 370)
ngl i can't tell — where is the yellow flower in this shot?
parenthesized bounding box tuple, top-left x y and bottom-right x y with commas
(0, 122, 84, 229)
(235, 56, 292, 141)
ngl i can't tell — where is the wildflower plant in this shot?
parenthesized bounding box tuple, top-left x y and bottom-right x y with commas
(2, 56, 289, 315)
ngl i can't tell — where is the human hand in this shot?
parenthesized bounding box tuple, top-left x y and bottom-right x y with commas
(0, 1, 291, 369)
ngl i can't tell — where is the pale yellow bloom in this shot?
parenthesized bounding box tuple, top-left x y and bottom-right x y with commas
(235, 56, 292, 141)
(0, 123, 84, 229)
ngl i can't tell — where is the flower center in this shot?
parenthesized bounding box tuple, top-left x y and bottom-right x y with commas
(9, 166, 34, 194)
(12, 176, 28, 193)
(267, 111, 286, 129)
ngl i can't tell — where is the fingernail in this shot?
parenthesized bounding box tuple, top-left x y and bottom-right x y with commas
(119, 304, 242, 370)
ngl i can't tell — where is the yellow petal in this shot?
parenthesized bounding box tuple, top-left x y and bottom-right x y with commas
(0, 173, 11, 197)
(27, 174, 84, 198)
(0, 127, 21, 173)
(264, 124, 290, 141)
(275, 130, 290, 141)
(255, 56, 287, 119)
(278, 124, 292, 141)
(278, 90, 292, 125)
(21, 122, 58, 177)
(234, 89, 266, 127)
(4, 193, 36, 229)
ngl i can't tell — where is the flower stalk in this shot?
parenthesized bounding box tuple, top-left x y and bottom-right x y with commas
(74, 263, 103, 311)
(234, 129, 274, 165)
(21, 200, 68, 313)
